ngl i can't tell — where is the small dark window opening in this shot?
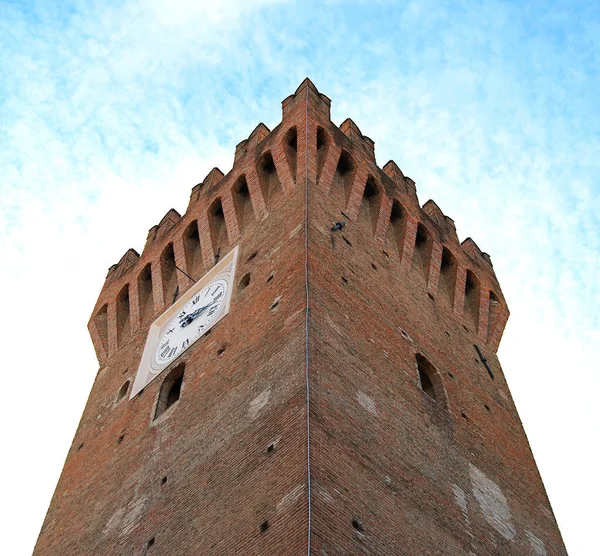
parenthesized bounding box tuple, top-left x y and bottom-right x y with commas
(267, 443, 275, 453)
(261, 152, 276, 174)
(316, 127, 326, 151)
(416, 354, 445, 406)
(336, 151, 353, 176)
(117, 434, 125, 444)
(239, 273, 251, 291)
(259, 520, 269, 533)
(161, 476, 168, 485)
(415, 223, 428, 248)
(147, 537, 155, 547)
(266, 274, 274, 283)
(352, 518, 364, 533)
(116, 380, 130, 403)
(155, 364, 185, 419)
(419, 367, 436, 401)
(248, 251, 258, 261)
(286, 127, 297, 151)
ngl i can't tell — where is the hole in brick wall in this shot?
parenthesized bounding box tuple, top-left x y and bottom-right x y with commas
(342, 236, 352, 247)
(270, 300, 280, 310)
(484, 404, 491, 413)
(463, 325, 469, 332)
(341, 211, 349, 220)
(137, 388, 145, 397)
(161, 476, 168, 485)
(341, 276, 348, 284)
(352, 518, 364, 533)
(418, 367, 436, 401)
(147, 537, 155, 547)
(266, 274, 274, 283)
(336, 151, 353, 176)
(286, 127, 297, 151)
(248, 251, 258, 261)
(445, 331, 451, 337)
(118, 434, 125, 444)
(154, 364, 185, 420)
(78, 442, 84, 451)
(427, 293, 435, 301)
(204, 328, 212, 338)
(371, 263, 378, 271)
(448, 372, 455, 379)
(259, 521, 269, 533)
(116, 380, 130, 403)
(239, 273, 251, 291)
(217, 346, 226, 357)
(400, 329, 411, 341)
(383, 250, 390, 260)
(416, 354, 446, 406)
(461, 412, 469, 420)
(317, 127, 326, 150)
(267, 443, 275, 453)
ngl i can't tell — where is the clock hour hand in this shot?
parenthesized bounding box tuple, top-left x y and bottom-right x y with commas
(180, 303, 211, 327)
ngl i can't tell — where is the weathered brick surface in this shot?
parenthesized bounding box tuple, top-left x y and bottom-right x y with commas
(35, 80, 566, 555)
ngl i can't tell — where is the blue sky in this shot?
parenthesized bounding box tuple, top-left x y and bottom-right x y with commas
(1, 1, 598, 554)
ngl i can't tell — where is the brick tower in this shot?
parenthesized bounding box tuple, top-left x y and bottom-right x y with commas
(35, 80, 566, 555)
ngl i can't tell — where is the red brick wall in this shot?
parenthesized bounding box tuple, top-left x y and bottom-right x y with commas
(35, 80, 565, 555)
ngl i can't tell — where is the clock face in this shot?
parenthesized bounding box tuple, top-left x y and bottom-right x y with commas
(153, 279, 228, 367)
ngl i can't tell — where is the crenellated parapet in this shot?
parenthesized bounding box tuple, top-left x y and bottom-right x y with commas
(88, 78, 509, 366)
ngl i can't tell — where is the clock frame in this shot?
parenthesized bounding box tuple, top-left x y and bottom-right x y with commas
(130, 245, 239, 398)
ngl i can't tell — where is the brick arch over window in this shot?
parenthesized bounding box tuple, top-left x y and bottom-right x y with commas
(416, 354, 448, 408)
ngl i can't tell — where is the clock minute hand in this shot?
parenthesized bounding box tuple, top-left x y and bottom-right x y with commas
(180, 302, 211, 327)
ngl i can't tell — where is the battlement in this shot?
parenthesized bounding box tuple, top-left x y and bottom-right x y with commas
(90, 79, 509, 366)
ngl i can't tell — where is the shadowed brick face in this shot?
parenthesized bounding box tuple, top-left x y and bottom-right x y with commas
(35, 80, 566, 555)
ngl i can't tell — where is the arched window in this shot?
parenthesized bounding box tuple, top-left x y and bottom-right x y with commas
(116, 380, 130, 403)
(416, 354, 446, 407)
(154, 364, 185, 419)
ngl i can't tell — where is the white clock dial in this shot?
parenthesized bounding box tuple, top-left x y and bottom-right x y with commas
(153, 279, 227, 367)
